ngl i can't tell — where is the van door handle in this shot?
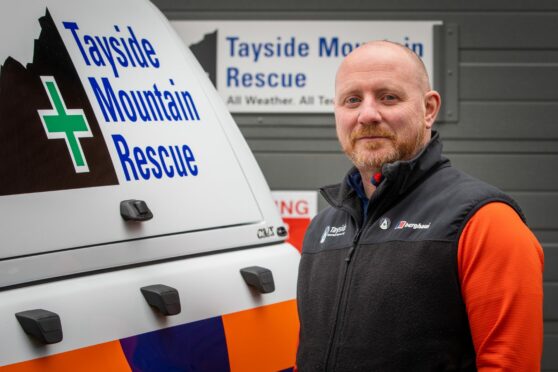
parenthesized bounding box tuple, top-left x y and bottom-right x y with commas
(240, 266, 275, 294)
(15, 309, 63, 344)
(121, 199, 153, 221)
(141, 284, 181, 315)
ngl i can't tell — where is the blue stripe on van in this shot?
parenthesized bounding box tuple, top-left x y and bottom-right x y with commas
(119, 316, 230, 371)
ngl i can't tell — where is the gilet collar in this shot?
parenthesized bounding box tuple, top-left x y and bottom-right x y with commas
(321, 131, 449, 208)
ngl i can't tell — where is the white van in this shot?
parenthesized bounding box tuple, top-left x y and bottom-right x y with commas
(0, 1, 300, 370)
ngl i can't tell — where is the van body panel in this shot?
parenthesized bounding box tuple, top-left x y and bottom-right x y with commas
(0, 0, 287, 287)
(0, 0, 299, 369)
(0, 243, 299, 367)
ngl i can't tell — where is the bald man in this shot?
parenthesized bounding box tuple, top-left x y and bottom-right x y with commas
(296, 41, 543, 371)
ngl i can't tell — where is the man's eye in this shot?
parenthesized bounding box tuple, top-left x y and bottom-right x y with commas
(345, 97, 361, 105)
(382, 94, 398, 101)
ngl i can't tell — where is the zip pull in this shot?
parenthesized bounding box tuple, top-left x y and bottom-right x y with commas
(352, 229, 362, 244)
(345, 246, 355, 262)
(346, 228, 362, 262)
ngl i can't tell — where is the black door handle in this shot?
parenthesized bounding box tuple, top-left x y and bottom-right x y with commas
(240, 266, 275, 294)
(141, 284, 181, 315)
(15, 309, 63, 344)
(121, 199, 153, 221)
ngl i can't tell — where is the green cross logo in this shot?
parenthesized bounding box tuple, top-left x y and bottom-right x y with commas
(38, 76, 92, 173)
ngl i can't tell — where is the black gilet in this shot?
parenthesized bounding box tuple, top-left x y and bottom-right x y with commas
(296, 132, 524, 372)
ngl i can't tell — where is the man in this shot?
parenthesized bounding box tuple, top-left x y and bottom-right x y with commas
(296, 41, 544, 371)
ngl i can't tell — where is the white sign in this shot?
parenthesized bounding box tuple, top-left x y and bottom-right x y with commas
(172, 21, 442, 113)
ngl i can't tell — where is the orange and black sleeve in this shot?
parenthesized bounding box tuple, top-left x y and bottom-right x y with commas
(458, 202, 544, 371)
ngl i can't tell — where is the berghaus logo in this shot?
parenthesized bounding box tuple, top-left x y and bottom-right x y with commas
(394, 220, 431, 230)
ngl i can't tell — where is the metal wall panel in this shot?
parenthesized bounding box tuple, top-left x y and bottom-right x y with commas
(545, 246, 558, 280)
(461, 64, 558, 100)
(154, 1, 558, 368)
(154, 0, 558, 13)
(512, 194, 558, 231)
(543, 335, 558, 370)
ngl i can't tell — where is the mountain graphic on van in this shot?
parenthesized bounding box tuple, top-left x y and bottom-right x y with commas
(0, 9, 118, 196)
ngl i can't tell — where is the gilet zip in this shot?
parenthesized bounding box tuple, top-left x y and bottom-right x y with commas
(321, 180, 393, 371)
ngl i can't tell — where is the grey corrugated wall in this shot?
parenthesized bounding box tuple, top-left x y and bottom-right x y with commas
(153, 0, 558, 369)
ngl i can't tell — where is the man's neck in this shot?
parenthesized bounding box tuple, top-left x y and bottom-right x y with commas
(359, 169, 378, 199)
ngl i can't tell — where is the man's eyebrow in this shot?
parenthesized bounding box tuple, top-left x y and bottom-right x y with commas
(336, 83, 406, 98)
(336, 88, 358, 97)
(377, 86, 406, 95)
(336, 83, 362, 97)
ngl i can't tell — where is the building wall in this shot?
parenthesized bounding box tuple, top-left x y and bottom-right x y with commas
(153, 0, 558, 368)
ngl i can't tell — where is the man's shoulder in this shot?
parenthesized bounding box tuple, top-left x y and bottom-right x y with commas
(423, 164, 525, 226)
(428, 164, 509, 201)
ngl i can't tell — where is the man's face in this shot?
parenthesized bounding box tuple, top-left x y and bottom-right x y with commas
(334, 43, 433, 172)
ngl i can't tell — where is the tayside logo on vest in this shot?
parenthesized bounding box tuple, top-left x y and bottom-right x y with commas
(320, 224, 347, 244)
(0, 10, 117, 196)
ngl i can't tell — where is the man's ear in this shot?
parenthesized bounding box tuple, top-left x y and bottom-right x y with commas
(424, 91, 441, 129)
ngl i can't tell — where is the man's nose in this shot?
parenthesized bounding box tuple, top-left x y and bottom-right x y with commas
(358, 99, 382, 125)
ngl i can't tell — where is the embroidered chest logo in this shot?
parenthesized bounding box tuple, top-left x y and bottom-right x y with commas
(320, 224, 347, 243)
(379, 217, 391, 230)
(394, 220, 431, 230)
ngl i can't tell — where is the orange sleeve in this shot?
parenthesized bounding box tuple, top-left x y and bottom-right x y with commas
(458, 202, 544, 371)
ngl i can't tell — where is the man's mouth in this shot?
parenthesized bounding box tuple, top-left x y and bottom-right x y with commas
(355, 135, 391, 142)
(357, 135, 388, 139)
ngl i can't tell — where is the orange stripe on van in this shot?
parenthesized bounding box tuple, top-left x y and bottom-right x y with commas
(222, 299, 299, 372)
(1, 341, 131, 372)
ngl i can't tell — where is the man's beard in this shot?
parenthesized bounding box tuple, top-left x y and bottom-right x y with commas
(344, 125, 426, 171)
